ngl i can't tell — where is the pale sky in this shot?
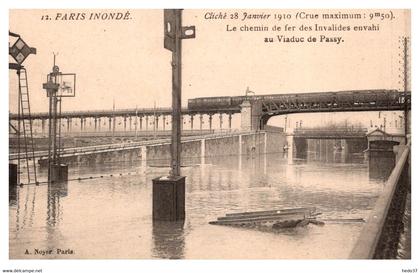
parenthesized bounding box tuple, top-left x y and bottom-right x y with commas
(9, 9, 410, 129)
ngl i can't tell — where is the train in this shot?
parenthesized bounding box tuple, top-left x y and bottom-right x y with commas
(187, 90, 402, 111)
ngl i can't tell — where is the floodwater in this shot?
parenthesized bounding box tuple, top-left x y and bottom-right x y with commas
(9, 140, 390, 259)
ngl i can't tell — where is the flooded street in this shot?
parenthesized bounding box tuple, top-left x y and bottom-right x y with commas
(9, 142, 388, 259)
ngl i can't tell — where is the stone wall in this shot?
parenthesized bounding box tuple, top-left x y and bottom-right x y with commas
(38, 131, 288, 167)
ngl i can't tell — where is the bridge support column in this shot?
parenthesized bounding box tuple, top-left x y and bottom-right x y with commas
(209, 114, 213, 131)
(94, 118, 97, 132)
(201, 139, 205, 165)
(112, 116, 116, 136)
(190, 115, 194, 130)
(238, 134, 242, 156)
(163, 116, 166, 131)
(264, 132, 267, 154)
(155, 115, 159, 130)
(108, 117, 112, 132)
(219, 114, 223, 130)
(41, 119, 46, 135)
(238, 134, 243, 170)
(139, 116, 143, 131)
(228, 114, 232, 130)
(80, 118, 84, 132)
(199, 114, 203, 131)
(129, 116, 132, 131)
(263, 132, 267, 174)
(145, 116, 149, 131)
(124, 116, 127, 131)
(67, 118, 71, 132)
(240, 100, 262, 131)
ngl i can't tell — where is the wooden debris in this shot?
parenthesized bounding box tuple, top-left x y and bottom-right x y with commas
(210, 207, 319, 229)
(209, 207, 366, 230)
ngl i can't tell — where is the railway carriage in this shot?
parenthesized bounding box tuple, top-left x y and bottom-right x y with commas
(188, 96, 232, 110)
(187, 90, 403, 111)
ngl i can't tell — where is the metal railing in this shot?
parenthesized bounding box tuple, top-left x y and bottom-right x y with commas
(350, 140, 410, 259)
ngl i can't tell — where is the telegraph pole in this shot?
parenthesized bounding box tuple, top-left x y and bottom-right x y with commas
(152, 9, 195, 221)
(403, 37, 409, 142)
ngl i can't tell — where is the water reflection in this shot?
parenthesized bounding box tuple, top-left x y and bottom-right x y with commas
(47, 180, 68, 227)
(9, 185, 18, 206)
(152, 220, 185, 259)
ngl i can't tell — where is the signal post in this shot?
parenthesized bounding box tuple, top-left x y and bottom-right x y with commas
(43, 57, 76, 183)
(152, 9, 195, 221)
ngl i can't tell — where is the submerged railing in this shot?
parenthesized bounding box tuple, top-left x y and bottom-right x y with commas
(350, 140, 411, 259)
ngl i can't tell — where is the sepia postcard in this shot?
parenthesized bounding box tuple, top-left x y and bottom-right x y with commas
(2, 6, 417, 273)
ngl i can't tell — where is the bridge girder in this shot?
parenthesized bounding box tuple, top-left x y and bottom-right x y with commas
(259, 105, 410, 129)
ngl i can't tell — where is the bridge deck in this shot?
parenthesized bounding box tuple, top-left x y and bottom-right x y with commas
(9, 107, 240, 120)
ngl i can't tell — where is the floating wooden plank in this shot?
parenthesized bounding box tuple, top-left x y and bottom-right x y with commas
(225, 207, 316, 218)
(217, 210, 310, 221)
(273, 219, 309, 229)
(209, 207, 324, 229)
(316, 218, 365, 223)
(210, 212, 307, 226)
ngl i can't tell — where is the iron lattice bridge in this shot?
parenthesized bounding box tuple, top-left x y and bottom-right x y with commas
(292, 128, 369, 139)
(9, 89, 410, 120)
(259, 90, 410, 119)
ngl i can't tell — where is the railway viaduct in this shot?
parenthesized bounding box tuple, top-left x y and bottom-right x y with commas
(9, 90, 411, 135)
